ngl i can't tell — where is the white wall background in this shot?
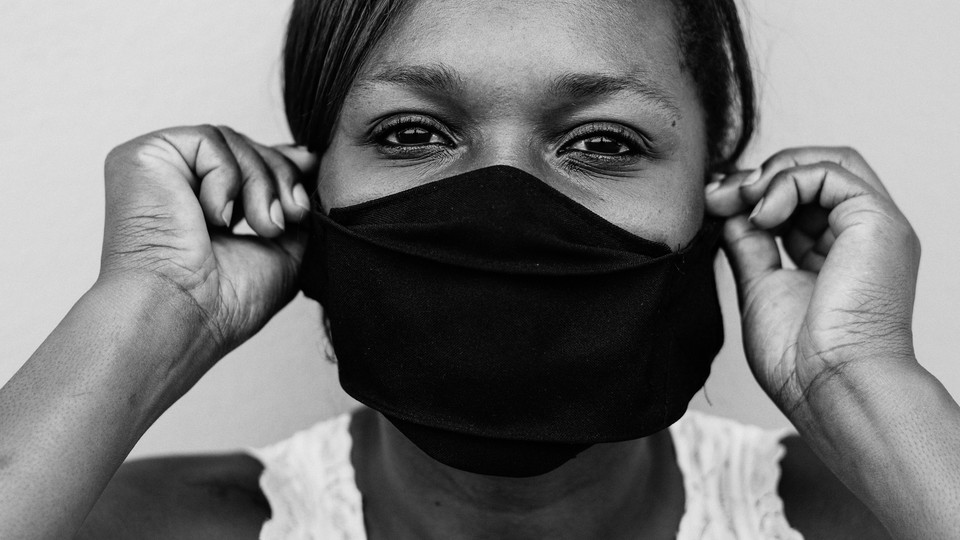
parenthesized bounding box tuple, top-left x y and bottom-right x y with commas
(1, 1, 957, 458)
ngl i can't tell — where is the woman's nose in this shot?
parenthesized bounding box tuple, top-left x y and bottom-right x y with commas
(464, 123, 553, 179)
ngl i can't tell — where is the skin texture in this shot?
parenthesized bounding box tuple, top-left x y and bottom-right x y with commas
(319, 0, 707, 248)
(2, 0, 958, 538)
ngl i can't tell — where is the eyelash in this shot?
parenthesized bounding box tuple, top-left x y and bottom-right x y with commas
(369, 115, 650, 166)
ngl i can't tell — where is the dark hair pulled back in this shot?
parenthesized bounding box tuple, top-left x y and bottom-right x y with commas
(284, 0, 755, 173)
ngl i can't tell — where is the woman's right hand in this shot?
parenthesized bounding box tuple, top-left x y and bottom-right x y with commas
(0, 126, 318, 539)
(100, 125, 317, 366)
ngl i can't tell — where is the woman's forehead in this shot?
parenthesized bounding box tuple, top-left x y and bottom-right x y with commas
(359, 0, 687, 102)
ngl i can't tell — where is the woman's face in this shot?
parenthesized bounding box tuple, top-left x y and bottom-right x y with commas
(319, 0, 707, 247)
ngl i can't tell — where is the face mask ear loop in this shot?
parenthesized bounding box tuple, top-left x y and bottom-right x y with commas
(299, 190, 329, 304)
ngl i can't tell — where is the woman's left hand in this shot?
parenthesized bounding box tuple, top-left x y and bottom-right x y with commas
(704, 146, 921, 419)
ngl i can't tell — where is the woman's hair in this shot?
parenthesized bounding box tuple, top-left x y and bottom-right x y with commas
(283, 0, 756, 173)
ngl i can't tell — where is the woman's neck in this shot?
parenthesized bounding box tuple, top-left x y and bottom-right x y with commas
(350, 408, 685, 540)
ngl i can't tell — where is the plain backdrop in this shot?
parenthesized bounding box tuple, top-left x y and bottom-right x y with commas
(1, 1, 958, 458)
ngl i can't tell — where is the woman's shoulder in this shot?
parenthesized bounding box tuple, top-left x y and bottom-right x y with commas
(777, 434, 892, 539)
(75, 413, 358, 539)
(77, 453, 268, 539)
(76, 412, 361, 539)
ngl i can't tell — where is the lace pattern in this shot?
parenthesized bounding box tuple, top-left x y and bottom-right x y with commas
(249, 414, 366, 540)
(671, 411, 804, 539)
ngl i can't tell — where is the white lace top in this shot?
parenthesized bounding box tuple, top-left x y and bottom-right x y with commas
(248, 410, 804, 539)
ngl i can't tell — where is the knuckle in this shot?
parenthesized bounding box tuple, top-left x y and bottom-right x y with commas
(767, 147, 804, 166)
(768, 147, 794, 162)
(836, 145, 860, 158)
(806, 161, 847, 183)
(195, 124, 222, 141)
(104, 137, 157, 176)
(104, 143, 129, 173)
(833, 146, 867, 170)
(835, 145, 865, 164)
(272, 159, 297, 186)
(773, 164, 806, 184)
(817, 161, 845, 174)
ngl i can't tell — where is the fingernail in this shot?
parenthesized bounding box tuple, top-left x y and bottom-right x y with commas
(705, 181, 722, 194)
(710, 172, 726, 183)
(743, 168, 762, 186)
(749, 197, 765, 220)
(221, 200, 234, 226)
(292, 183, 311, 211)
(270, 199, 285, 231)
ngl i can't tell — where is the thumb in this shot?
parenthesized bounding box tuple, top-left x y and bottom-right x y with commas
(722, 214, 782, 296)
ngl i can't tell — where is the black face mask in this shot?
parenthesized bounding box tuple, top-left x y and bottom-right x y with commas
(300, 165, 723, 477)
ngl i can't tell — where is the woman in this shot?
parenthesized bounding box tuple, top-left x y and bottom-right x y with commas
(1, 0, 957, 538)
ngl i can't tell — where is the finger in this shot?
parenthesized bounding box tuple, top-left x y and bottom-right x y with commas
(748, 162, 878, 230)
(783, 225, 828, 273)
(216, 126, 285, 237)
(723, 214, 782, 291)
(273, 145, 319, 182)
(812, 226, 836, 257)
(275, 145, 321, 215)
(740, 146, 890, 204)
(242, 137, 314, 223)
(705, 169, 756, 216)
(152, 125, 242, 228)
(780, 205, 834, 270)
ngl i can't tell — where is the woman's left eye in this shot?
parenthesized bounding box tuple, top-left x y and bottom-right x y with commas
(557, 124, 648, 166)
(567, 135, 632, 156)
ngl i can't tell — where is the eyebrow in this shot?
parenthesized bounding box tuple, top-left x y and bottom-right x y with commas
(359, 63, 466, 96)
(550, 72, 681, 121)
(358, 63, 682, 120)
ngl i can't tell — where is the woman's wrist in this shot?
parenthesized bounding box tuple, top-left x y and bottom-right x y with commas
(788, 358, 960, 538)
(84, 274, 224, 417)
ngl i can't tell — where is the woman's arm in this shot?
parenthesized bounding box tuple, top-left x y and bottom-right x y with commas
(707, 147, 960, 539)
(791, 350, 960, 538)
(0, 278, 215, 538)
(0, 126, 316, 538)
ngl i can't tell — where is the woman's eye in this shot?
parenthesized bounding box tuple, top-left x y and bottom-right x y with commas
(568, 135, 632, 156)
(370, 117, 456, 160)
(556, 125, 650, 171)
(383, 126, 448, 146)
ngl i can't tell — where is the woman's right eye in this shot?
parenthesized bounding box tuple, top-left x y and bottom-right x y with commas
(371, 115, 455, 156)
(382, 126, 449, 147)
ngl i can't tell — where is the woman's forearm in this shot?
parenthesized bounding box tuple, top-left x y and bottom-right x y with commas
(792, 360, 960, 539)
(0, 277, 216, 539)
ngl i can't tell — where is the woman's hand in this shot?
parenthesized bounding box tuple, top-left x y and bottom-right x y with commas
(101, 125, 317, 365)
(0, 126, 319, 539)
(705, 147, 921, 417)
(705, 147, 960, 537)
